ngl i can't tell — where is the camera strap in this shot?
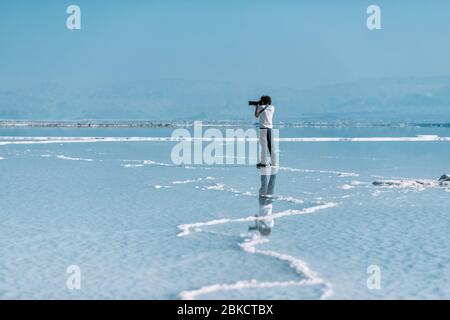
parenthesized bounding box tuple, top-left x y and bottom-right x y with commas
(259, 104, 270, 114)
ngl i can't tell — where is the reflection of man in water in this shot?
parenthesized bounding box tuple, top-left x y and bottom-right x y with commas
(249, 167, 277, 236)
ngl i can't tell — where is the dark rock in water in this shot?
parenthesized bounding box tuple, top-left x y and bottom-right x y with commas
(373, 180, 400, 186)
(372, 180, 428, 187)
(439, 174, 450, 187)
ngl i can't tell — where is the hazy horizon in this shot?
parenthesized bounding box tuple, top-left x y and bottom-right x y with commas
(1, 1, 450, 121)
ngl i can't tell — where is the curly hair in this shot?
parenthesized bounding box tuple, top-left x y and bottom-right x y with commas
(260, 95, 272, 105)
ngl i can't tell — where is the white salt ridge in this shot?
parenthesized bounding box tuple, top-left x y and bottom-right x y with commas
(1, 135, 450, 146)
(122, 163, 144, 168)
(280, 135, 448, 142)
(202, 183, 250, 196)
(339, 184, 355, 190)
(241, 235, 333, 299)
(153, 185, 171, 189)
(172, 179, 199, 184)
(0, 157, 4, 160)
(272, 195, 304, 204)
(179, 229, 334, 300)
(183, 166, 213, 170)
(172, 177, 215, 184)
(201, 182, 304, 204)
(203, 183, 225, 191)
(122, 160, 217, 171)
(123, 159, 171, 167)
(179, 279, 315, 300)
(350, 181, 366, 186)
(56, 155, 94, 162)
(177, 202, 337, 237)
(280, 166, 359, 177)
(40, 154, 96, 162)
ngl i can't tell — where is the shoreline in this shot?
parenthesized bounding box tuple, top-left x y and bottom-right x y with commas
(0, 120, 450, 129)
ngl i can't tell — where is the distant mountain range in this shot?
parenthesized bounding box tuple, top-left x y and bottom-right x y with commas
(1, 76, 450, 123)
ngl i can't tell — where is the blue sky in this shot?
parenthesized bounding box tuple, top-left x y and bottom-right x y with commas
(1, 0, 450, 88)
(1, 1, 450, 120)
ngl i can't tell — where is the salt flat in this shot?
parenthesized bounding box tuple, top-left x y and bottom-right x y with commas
(0, 126, 449, 299)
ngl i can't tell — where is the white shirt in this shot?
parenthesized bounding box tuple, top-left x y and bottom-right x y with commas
(258, 105, 275, 129)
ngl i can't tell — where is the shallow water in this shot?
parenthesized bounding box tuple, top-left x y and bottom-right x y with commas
(0, 126, 449, 299)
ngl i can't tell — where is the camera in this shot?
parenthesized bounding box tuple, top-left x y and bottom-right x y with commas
(248, 100, 262, 106)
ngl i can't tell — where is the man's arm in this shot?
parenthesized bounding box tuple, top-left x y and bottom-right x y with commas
(255, 105, 270, 118)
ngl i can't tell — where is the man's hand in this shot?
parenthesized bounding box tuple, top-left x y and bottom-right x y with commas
(255, 106, 260, 118)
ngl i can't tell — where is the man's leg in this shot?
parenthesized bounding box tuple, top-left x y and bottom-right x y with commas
(259, 129, 268, 165)
(260, 174, 268, 195)
(267, 174, 276, 194)
(269, 129, 277, 167)
(266, 128, 278, 166)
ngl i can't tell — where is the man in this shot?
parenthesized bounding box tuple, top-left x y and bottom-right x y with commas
(254, 95, 276, 168)
(249, 167, 277, 236)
